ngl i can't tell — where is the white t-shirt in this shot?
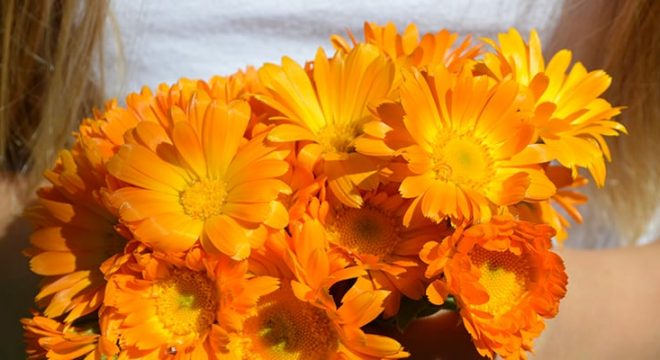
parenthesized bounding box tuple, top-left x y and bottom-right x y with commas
(102, 0, 564, 97)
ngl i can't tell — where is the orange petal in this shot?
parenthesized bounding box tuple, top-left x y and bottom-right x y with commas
(172, 121, 207, 178)
(133, 213, 201, 252)
(338, 290, 389, 327)
(203, 215, 251, 260)
(202, 100, 250, 178)
(113, 188, 181, 221)
(426, 280, 449, 305)
(399, 174, 433, 198)
(107, 144, 189, 194)
(267, 124, 316, 142)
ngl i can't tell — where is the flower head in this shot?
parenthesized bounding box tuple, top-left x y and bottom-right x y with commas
(102, 247, 278, 358)
(107, 84, 291, 260)
(363, 65, 555, 223)
(223, 212, 409, 359)
(421, 217, 567, 359)
(258, 44, 396, 207)
(24, 133, 129, 322)
(478, 29, 626, 185)
(22, 314, 101, 360)
(304, 183, 450, 316)
(512, 165, 588, 242)
(226, 282, 409, 360)
(332, 21, 480, 71)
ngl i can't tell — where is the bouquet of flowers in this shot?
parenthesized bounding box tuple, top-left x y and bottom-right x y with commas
(22, 22, 625, 359)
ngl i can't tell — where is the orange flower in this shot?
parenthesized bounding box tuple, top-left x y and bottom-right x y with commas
(420, 217, 567, 359)
(107, 90, 291, 259)
(302, 182, 450, 316)
(22, 314, 100, 360)
(222, 212, 409, 359)
(225, 281, 409, 360)
(285, 214, 366, 310)
(362, 65, 555, 224)
(248, 215, 411, 359)
(331, 21, 480, 71)
(102, 247, 279, 359)
(512, 166, 588, 242)
(257, 44, 396, 207)
(24, 142, 129, 322)
(78, 99, 139, 164)
(478, 29, 626, 186)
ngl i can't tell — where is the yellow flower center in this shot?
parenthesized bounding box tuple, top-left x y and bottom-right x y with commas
(316, 122, 359, 153)
(331, 207, 399, 257)
(151, 269, 217, 337)
(180, 180, 227, 219)
(431, 133, 494, 189)
(243, 287, 339, 359)
(469, 247, 531, 317)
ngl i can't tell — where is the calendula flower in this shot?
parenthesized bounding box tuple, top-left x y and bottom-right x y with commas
(102, 247, 279, 359)
(107, 91, 291, 259)
(79, 74, 254, 167)
(24, 143, 129, 323)
(225, 214, 409, 358)
(225, 212, 407, 360)
(362, 65, 555, 223)
(421, 217, 567, 360)
(478, 29, 626, 186)
(302, 182, 450, 316)
(257, 44, 396, 207)
(22, 314, 100, 360)
(331, 21, 480, 71)
(512, 165, 588, 242)
(225, 281, 409, 360)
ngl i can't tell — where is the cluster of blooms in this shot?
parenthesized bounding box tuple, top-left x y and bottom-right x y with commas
(22, 22, 625, 359)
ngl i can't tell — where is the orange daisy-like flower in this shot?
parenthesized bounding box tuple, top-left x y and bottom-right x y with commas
(302, 182, 450, 316)
(225, 217, 408, 359)
(24, 143, 129, 322)
(362, 65, 555, 223)
(225, 282, 408, 360)
(478, 29, 626, 186)
(102, 247, 279, 359)
(420, 217, 568, 359)
(107, 92, 291, 259)
(331, 21, 480, 71)
(22, 314, 101, 360)
(257, 44, 396, 207)
(512, 165, 588, 242)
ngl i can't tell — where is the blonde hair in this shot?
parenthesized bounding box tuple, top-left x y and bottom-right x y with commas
(0, 0, 657, 245)
(0, 0, 108, 191)
(549, 0, 659, 246)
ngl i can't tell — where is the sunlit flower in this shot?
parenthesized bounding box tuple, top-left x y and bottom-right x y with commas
(102, 247, 279, 358)
(22, 314, 100, 360)
(512, 166, 588, 242)
(107, 93, 291, 259)
(223, 212, 409, 359)
(478, 29, 626, 186)
(24, 143, 129, 323)
(362, 65, 555, 223)
(257, 44, 396, 207)
(302, 182, 450, 316)
(420, 217, 567, 359)
(331, 21, 480, 71)
(225, 281, 409, 359)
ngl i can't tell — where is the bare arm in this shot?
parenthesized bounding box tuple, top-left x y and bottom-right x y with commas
(533, 241, 660, 359)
